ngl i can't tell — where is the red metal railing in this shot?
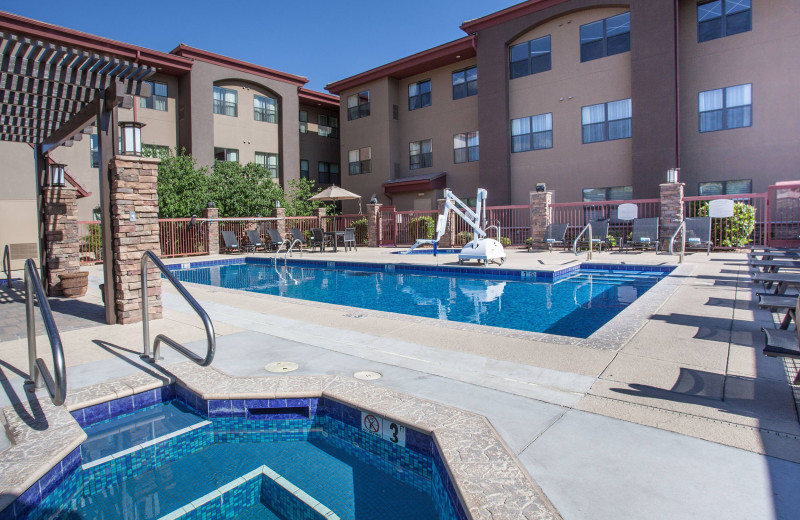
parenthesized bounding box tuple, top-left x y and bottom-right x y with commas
(684, 193, 767, 247)
(393, 210, 440, 246)
(285, 216, 318, 243)
(159, 218, 209, 258)
(550, 198, 661, 244)
(378, 206, 396, 246)
(766, 182, 800, 247)
(325, 214, 368, 244)
(78, 221, 103, 265)
(217, 218, 279, 250)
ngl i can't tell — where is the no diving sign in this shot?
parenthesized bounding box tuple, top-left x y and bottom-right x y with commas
(361, 411, 406, 447)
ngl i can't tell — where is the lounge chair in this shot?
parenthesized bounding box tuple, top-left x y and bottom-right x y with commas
(267, 229, 289, 251)
(245, 230, 266, 252)
(543, 223, 569, 252)
(576, 219, 610, 252)
(761, 297, 800, 384)
(684, 216, 712, 255)
(221, 230, 241, 254)
(343, 227, 357, 251)
(627, 217, 659, 252)
(309, 227, 332, 252)
(290, 228, 307, 251)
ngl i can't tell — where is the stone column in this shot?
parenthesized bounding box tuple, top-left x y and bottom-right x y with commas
(314, 207, 327, 230)
(273, 206, 286, 237)
(437, 198, 455, 248)
(43, 186, 80, 295)
(529, 191, 553, 247)
(660, 182, 684, 249)
(367, 203, 381, 247)
(202, 206, 219, 255)
(110, 156, 162, 324)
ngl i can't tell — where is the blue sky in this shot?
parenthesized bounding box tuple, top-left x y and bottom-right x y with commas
(3, 0, 522, 93)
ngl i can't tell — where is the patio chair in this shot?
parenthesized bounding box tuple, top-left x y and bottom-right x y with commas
(543, 223, 569, 252)
(221, 230, 241, 254)
(267, 228, 289, 251)
(290, 228, 307, 251)
(343, 227, 357, 252)
(577, 219, 610, 252)
(627, 217, 659, 252)
(309, 227, 332, 252)
(684, 216, 712, 255)
(245, 230, 266, 253)
(761, 297, 800, 384)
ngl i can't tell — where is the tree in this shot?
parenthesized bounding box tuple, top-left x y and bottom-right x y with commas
(284, 178, 327, 217)
(209, 161, 285, 217)
(157, 150, 210, 218)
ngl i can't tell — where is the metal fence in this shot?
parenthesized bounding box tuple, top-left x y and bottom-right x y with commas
(78, 221, 103, 265)
(392, 210, 440, 246)
(159, 218, 209, 258)
(550, 198, 661, 244)
(684, 193, 768, 247)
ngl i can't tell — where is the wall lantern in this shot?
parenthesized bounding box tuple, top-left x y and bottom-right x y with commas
(118, 121, 145, 156)
(535, 183, 547, 192)
(666, 168, 680, 183)
(49, 163, 66, 186)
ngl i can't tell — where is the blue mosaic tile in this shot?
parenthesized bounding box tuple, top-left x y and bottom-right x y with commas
(208, 399, 232, 418)
(109, 395, 134, 417)
(38, 461, 63, 498)
(133, 389, 157, 409)
(70, 409, 86, 428)
(82, 402, 110, 426)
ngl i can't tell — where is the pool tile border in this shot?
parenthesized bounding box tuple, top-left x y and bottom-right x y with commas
(0, 364, 562, 520)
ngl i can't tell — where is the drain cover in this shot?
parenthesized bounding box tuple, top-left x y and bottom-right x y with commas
(265, 361, 299, 373)
(353, 370, 382, 380)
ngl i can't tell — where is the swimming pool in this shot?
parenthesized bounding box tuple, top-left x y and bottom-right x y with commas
(24, 385, 461, 519)
(169, 258, 672, 338)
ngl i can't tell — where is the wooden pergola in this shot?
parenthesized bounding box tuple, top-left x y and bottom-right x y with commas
(0, 11, 192, 323)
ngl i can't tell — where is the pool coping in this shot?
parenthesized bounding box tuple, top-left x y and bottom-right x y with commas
(0, 363, 562, 520)
(165, 257, 692, 351)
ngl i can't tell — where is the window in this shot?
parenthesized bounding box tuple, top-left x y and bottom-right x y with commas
(699, 84, 751, 133)
(254, 95, 277, 123)
(698, 0, 751, 42)
(299, 111, 308, 133)
(318, 115, 339, 138)
(300, 159, 309, 180)
(582, 186, 633, 202)
(213, 86, 237, 117)
(90, 134, 99, 167)
(143, 144, 170, 158)
(349, 147, 372, 175)
(511, 113, 553, 152)
(454, 131, 479, 163)
(510, 36, 551, 79)
(255, 152, 279, 178)
(214, 147, 238, 163)
(318, 162, 340, 185)
(409, 139, 433, 170)
(582, 99, 631, 143)
(139, 80, 168, 111)
(580, 12, 630, 62)
(347, 91, 370, 120)
(452, 67, 478, 99)
(699, 179, 752, 196)
(408, 80, 431, 111)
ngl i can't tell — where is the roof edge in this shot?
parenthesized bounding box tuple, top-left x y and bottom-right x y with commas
(171, 44, 308, 87)
(0, 11, 193, 75)
(298, 88, 339, 109)
(460, 0, 569, 33)
(326, 36, 475, 95)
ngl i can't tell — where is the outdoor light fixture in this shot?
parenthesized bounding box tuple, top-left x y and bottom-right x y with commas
(666, 168, 680, 183)
(275, 200, 281, 208)
(207, 202, 216, 208)
(118, 121, 144, 156)
(536, 183, 547, 192)
(49, 163, 65, 186)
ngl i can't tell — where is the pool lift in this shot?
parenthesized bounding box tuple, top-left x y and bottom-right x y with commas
(402, 188, 506, 266)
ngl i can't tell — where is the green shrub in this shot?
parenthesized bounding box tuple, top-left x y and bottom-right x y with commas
(456, 231, 474, 245)
(499, 236, 511, 247)
(696, 201, 756, 247)
(352, 217, 368, 244)
(408, 216, 435, 241)
(81, 223, 103, 256)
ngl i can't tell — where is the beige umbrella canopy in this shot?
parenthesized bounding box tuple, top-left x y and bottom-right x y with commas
(309, 186, 363, 213)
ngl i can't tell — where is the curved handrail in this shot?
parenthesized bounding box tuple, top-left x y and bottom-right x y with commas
(3, 245, 10, 286)
(24, 259, 67, 406)
(285, 239, 302, 259)
(573, 223, 593, 260)
(485, 219, 502, 240)
(274, 238, 291, 263)
(669, 221, 687, 264)
(141, 251, 215, 366)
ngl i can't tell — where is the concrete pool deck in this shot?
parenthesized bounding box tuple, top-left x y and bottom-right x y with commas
(1, 247, 799, 518)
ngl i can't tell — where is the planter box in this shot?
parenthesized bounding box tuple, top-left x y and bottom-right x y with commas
(59, 271, 88, 297)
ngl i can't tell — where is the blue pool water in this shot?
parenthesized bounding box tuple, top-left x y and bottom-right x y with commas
(26, 391, 454, 520)
(170, 260, 670, 338)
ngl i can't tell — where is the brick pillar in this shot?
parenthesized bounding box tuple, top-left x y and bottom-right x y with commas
(436, 198, 455, 247)
(367, 203, 381, 247)
(529, 191, 553, 247)
(314, 207, 327, 230)
(43, 186, 80, 295)
(660, 182, 684, 250)
(110, 157, 162, 324)
(202, 206, 219, 255)
(273, 206, 286, 237)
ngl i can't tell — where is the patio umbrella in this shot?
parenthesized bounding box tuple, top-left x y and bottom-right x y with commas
(309, 186, 363, 213)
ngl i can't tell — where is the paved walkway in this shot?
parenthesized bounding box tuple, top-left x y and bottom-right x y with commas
(1, 248, 799, 519)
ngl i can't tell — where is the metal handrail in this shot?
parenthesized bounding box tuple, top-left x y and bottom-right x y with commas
(573, 223, 594, 260)
(485, 219, 502, 240)
(285, 239, 302, 258)
(24, 259, 67, 406)
(669, 221, 687, 264)
(3, 245, 11, 286)
(141, 251, 215, 366)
